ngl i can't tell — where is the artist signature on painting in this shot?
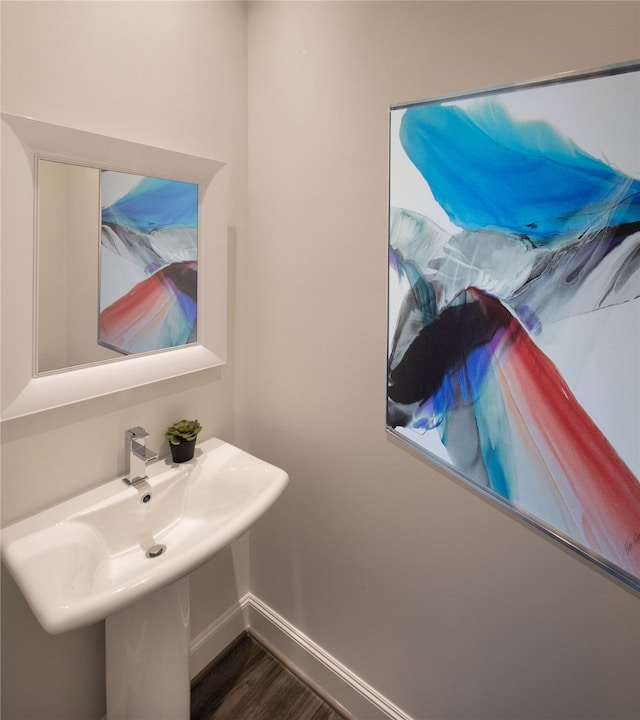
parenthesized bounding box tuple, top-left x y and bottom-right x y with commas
(624, 532, 640, 556)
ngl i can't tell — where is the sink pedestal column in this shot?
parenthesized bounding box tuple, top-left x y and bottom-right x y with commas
(106, 577, 190, 720)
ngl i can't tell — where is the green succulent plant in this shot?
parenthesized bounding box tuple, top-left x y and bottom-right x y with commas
(165, 419, 202, 445)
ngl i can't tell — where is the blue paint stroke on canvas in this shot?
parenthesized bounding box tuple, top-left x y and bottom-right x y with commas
(388, 84, 640, 580)
(399, 99, 640, 245)
(102, 176, 198, 233)
(99, 171, 198, 354)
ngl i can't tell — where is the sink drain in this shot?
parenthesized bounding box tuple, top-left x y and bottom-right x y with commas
(146, 544, 166, 559)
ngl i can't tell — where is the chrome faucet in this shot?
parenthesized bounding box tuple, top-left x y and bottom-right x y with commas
(123, 427, 158, 486)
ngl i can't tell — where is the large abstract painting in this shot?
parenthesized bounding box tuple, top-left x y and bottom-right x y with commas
(387, 62, 640, 590)
(99, 170, 198, 355)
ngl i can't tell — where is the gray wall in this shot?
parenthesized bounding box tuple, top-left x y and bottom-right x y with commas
(1, 2, 248, 718)
(246, 3, 640, 719)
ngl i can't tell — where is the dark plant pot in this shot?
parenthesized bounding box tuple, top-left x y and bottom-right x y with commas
(169, 438, 196, 463)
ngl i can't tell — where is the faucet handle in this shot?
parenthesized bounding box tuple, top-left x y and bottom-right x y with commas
(124, 426, 157, 486)
(127, 426, 150, 440)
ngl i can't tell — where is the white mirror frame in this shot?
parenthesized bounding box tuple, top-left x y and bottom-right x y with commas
(1, 113, 227, 420)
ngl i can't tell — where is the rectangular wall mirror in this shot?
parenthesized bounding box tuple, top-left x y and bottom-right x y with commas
(37, 161, 200, 372)
(1, 113, 227, 420)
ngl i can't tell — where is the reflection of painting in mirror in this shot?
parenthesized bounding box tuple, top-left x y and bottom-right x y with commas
(99, 171, 199, 355)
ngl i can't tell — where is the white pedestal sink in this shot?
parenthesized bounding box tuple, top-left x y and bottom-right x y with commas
(106, 578, 191, 719)
(1, 438, 288, 719)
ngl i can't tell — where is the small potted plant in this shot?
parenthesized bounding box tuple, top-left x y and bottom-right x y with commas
(166, 419, 202, 463)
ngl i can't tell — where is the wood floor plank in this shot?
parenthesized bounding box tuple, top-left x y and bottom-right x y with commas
(191, 633, 347, 720)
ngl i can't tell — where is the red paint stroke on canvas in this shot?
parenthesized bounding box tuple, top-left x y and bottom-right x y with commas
(100, 261, 196, 350)
(471, 288, 640, 577)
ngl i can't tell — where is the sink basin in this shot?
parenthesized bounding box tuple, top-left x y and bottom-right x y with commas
(1, 437, 288, 635)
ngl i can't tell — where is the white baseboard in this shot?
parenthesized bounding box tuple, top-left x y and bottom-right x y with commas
(189, 596, 248, 678)
(190, 592, 413, 720)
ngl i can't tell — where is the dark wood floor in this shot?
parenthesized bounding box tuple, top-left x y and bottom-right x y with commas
(191, 633, 348, 720)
